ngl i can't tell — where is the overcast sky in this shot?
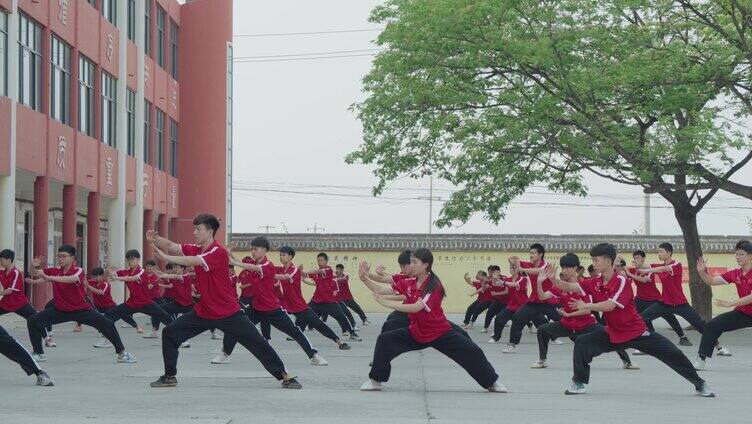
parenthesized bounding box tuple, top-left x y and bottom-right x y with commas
(230, 0, 752, 236)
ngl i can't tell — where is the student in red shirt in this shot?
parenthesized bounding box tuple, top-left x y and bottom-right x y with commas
(531, 253, 636, 370)
(319, 267, 360, 334)
(334, 264, 369, 326)
(551, 243, 712, 396)
(85, 267, 139, 348)
(213, 237, 328, 366)
(360, 250, 415, 333)
(103, 250, 174, 338)
(482, 265, 509, 333)
(502, 244, 562, 353)
(360, 248, 505, 392)
(624, 249, 687, 346)
(489, 264, 529, 343)
(461, 270, 488, 328)
(469, 267, 496, 329)
(147, 213, 301, 389)
(637, 243, 729, 355)
(144, 260, 169, 337)
(305, 252, 361, 341)
(26, 245, 137, 364)
(694, 240, 752, 370)
(0, 249, 52, 345)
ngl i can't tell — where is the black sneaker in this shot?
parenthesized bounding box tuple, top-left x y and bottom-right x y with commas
(150, 375, 178, 388)
(281, 377, 302, 389)
(338, 343, 351, 350)
(679, 337, 693, 346)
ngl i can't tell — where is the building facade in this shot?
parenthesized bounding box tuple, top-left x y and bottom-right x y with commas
(0, 0, 233, 308)
(230, 233, 749, 314)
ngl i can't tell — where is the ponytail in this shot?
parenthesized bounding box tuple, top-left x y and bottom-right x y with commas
(421, 269, 446, 299)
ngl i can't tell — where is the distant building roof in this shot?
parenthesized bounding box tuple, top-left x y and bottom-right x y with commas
(229, 233, 749, 254)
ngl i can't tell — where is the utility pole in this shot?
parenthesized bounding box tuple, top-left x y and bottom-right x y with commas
(259, 225, 275, 235)
(643, 193, 651, 235)
(307, 224, 325, 234)
(417, 176, 441, 234)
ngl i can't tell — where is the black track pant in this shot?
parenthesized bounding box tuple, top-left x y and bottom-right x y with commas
(380, 310, 471, 340)
(0, 304, 50, 339)
(641, 302, 706, 335)
(369, 328, 499, 388)
(309, 302, 356, 335)
(224, 307, 317, 358)
(537, 322, 631, 364)
(492, 307, 516, 342)
(151, 303, 194, 330)
(509, 303, 559, 345)
(572, 328, 704, 390)
(162, 311, 288, 379)
(463, 300, 480, 325)
(470, 301, 493, 324)
(149, 298, 168, 329)
(95, 306, 138, 328)
(0, 324, 42, 376)
(28, 307, 125, 355)
(635, 298, 685, 337)
(321, 302, 357, 331)
(292, 308, 340, 342)
(105, 303, 174, 329)
(483, 302, 507, 330)
(342, 299, 368, 323)
(699, 310, 752, 359)
(237, 297, 271, 339)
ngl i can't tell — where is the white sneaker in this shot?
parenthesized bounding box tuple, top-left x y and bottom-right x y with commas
(694, 358, 707, 371)
(342, 332, 350, 337)
(623, 362, 640, 370)
(716, 346, 732, 357)
(180, 342, 190, 348)
(501, 344, 517, 354)
(44, 337, 56, 348)
(632, 349, 646, 355)
(354, 325, 361, 331)
(530, 360, 547, 369)
(120, 323, 132, 328)
(93, 338, 113, 349)
(211, 332, 223, 340)
(488, 338, 500, 344)
(551, 339, 564, 345)
(117, 351, 138, 363)
(528, 327, 537, 334)
(564, 381, 588, 395)
(211, 353, 231, 364)
(32, 353, 47, 363)
(143, 330, 159, 339)
(360, 379, 382, 391)
(310, 354, 329, 366)
(362, 320, 371, 326)
(465, 323, 474, 329)
(480, 328, 489, 334)
(488, 381, 508, 392)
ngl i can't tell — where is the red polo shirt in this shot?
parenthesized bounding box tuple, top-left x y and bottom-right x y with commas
(118, 266, 153, 309)
(579, 273, 647, 343)
(651, 261, 687, 305)
(0, 268, 28, 312)
(181, 242, 241, 319)
(44, 265, 91, 312)
(405, 280, 451, 343)
(720, 267, 752, 316)
(309, 266, 337, 304)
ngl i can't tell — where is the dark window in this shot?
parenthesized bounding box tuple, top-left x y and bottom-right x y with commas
(169, 119, 178, 177)
(101, 71, 117, 146)
(169, 19, 178, 80)
(145, 0, 152, 57)
(127, 0, 136, 42)
(126, 89, 136, 156)
(78, 55, 95, 136)
(50, 36, 72, 125)
(156, 6, 165, 68)
(101, 0, 116, 25)
(1, 12, 8, 96)
(18, 14, 42, 111)
(156, 109, 165, 170)
(144, 100, 152, 164)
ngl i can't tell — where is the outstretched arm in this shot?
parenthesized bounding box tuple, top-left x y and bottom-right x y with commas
(146, 229, 183, 256)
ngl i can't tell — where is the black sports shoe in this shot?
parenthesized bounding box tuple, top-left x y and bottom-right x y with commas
(679, 337, 693, 346)
(338, 343, 351, 350)
(150, 375, 178, 388)
(281, 377, 302, 389)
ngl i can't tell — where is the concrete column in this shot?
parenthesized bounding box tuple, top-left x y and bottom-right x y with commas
(126, 0, 146, 252)
(107, 0, 131, 267)
(62, 185, 76, 246)
(87, 192, 101, 270)
(32, 176, 51, 310)
(0, 0, 19, 248)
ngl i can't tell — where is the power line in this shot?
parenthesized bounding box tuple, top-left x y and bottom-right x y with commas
(233, 48, 381, 61)
(233, 52, 378, 64)
(233, 28, 384, 38)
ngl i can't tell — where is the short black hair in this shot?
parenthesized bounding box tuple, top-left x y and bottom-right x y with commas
(279, 246, 296, 257)
(192, 213, 221, 236)
(165, 263, 174, 270)
(618, 259, 627, 267)
(587, 264, 595, 273)
(577, 265, 585, 272)
(658, 242, 674, 254)
(530, 243, 545, 258)
(250, 236, 270, 251)
(488, 265, 501, 273)
(172, 263, 185, 269)
(632, 250, 646, 258)
(397, 250, 412, 265)
(560, 252, 580, 268)
(91, 267, 105, 277)
(145, 260, 157, 267)
(589, 243, 617, 264)
(317, 252, 329, 261)
(58, 244, 76, 257)
(737, 240, 752, 255)
(335, 264, 344, 270)
(125, 249, 141, 260)
(0, 249, 14, 261)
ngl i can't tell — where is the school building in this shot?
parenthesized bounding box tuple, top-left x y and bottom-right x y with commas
(0, 0, 233, 309)
(230, 233, 749, 314)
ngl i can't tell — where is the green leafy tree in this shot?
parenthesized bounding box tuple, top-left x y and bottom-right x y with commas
(348, 0, 752, 318)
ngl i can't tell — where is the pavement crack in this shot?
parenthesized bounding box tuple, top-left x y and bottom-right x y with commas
(418, 351, 434, 422)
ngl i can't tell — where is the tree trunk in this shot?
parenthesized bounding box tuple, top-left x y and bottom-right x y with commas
(674, 208, 713, 321)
